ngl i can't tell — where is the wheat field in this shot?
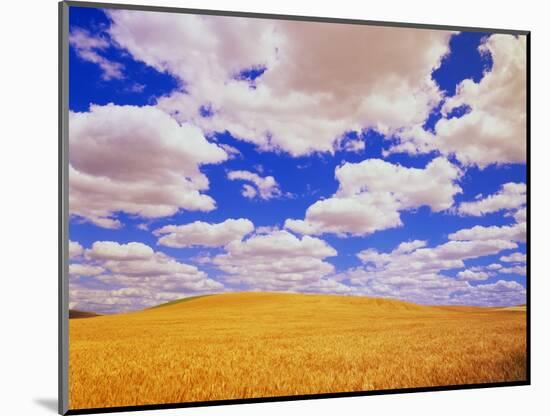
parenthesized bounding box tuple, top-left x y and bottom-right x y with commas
(68, 292, 527, 410)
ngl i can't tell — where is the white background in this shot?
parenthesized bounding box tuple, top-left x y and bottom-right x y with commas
(1, 0, 548, 415)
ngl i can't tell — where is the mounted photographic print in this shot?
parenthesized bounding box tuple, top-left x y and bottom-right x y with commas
(59, 1, 530, 414)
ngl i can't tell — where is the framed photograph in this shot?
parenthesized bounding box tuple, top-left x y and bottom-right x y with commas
(59, 1, 530, 414)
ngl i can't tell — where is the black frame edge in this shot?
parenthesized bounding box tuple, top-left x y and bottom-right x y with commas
(63, 0, 529, 35)
(65, 381, 530, 415)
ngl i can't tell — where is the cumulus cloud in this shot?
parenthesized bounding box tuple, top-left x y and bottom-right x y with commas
(448, 280, 526, 306)
(83, 241, 216, 282)
(340, 138, 365, 153)
(450, 203, 526, 243)
(343, 215, 526, 304)
(255, 225, 280, 234)
(286, 193, 403, 237)
(69, 241, 224, 313)
(448, 222, 526, 243)
(285, 157, 462, 236)
(218, 143, 242, 159)
(213, 230, 337, 290)
(513, 207, 527, 223)
(69, 281, 224, 314)
(154, 218, 254, 248)
(390, 34, 527, 168)
(69, 104, 228, 228)
(227, 170, 282, 200)
(358, 239, 517, 271)
(69, 27, 124, 80)
(105, 10, 452, 156)
(69, 263, 105, 277)
(86, 241, 155, 261)
(69, 240, 84, 259)
(499, 265, 527, 276)
(345, 235, 522, 305)
(500, 252, 527, 263)
(457, 269, 490, 281)
(334, 156, 462, 210)
(394, 240, 428, 254)
(458, 182, 526, 216)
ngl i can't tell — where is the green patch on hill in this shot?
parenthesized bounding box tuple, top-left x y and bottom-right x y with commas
(148, 294, 213, 310)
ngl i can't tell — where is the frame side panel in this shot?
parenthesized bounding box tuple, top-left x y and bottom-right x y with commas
(59, 1, 70, 414)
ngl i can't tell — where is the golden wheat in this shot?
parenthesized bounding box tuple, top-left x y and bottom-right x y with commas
(68, 292, 526, 410)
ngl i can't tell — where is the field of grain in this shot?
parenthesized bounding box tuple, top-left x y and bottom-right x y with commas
(69, 292, 527, 410)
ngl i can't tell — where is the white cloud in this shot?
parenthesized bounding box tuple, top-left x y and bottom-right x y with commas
(358, 239, 517, 271)
(448, 280, 526, 306)
(499, 265, 527, 276)
(69, 263, 105, 277)
(218, 143, 241, 159)
(154, 218, 254, 248)
(69, 104, 228, 228)
(255, 225, 280, 234)
(335, 157, 462, 210)
(227, 170, 282, 200)
(106, 10, 452, 156)
(69, 285, 218, 314)
(69, 240, 84, 259)
(83, 240, 216, 281)
(458, 182, 526, 216)
(86, 241, 155, 261)
(394, 240, 428, 254)
(500, 252, 527, 263)
(340, 138, 365, 153)
(69, 27, 124, 80)
(457, 269, 490, 281)
(513, 207, 527, 223)
(356, 248, 391, 266)
(190, 253, 214, 265)
(241, 184, 257, 198)
(448, 222, 526, 243)
(213, 230, 337, 290)
(390, 34, 527, 168)
(345, 236, 521, 305)
(449, 205, 526, 244)
(285, 193, 402, 237)
(285, 157, 462, 236)
(69, 241, 224, 313)
(361, 238, 515, 277)
(340, 212, 525, 305)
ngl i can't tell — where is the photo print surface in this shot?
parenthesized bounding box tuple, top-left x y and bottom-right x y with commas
(64, 3, 528, 412)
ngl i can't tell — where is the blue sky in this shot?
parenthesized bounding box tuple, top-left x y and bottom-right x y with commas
(67, 6, 527, 313)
